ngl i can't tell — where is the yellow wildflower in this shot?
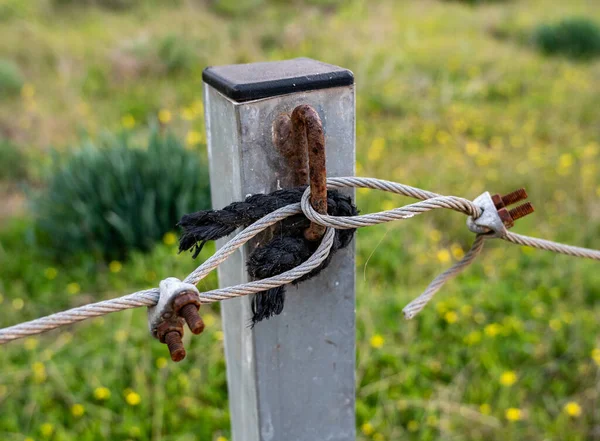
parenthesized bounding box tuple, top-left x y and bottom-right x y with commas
(214, 331, 224, 341)
(32, 362, 46, 384)
(484, 323, 502, 337)
(156, 357, 168, 369)
(44, 267, 58, 280)
(436, 249, 451, 264)
(557, 153, 574, 176)
(563, 401, 582, 418)
(368, 137, 385, 162)
(591, 348, 600, 366)
(181, 106, 195, 121)
(436, 130, 451, 145)
(361, 422, 374, 436)
(71, 403, 85, 417)
(407, 420, 419, 432)
(444, 310, 458, 324)
(163, 232, 177, 246)
(373, 433, 384, 441)
(505, 408, 522, 421)
(158, 109, 172, 124)
(125, 390, 141, 406)
(66, 282, 80, 295)
(114, 330, 127, 342)
(121, 114, 135, 129)
(192, 100, 204, 117)
(24, 338, 39, 351)
(109, 261, 122, 273)
(465, 142, 479, 156)
(531, 304, 545, 318)
(499, 371, 518, 386)
(12, 298, 24, 310)
(370, 334, 384, 349)
(451, 244, 465, 260)
(479, 404, 491, 415)
(40, 423, 54, 438)
(186, 130, 202, 147)
(464, 331, 481, 346)
(381, 200, 395, 211)
(216, 437, 228, 441)
(549, 319, 562, 331)
(203, 314, 216, 327)
(94, 386, 111, 401)
(426, 415, 438, 426)
(429, 229, 442, 243)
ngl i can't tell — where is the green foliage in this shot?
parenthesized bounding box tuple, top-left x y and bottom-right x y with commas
(0, 139, 27, 181)
(51, 0, 139, 10)
(0, 58, 23, 98)
(442, 0, 509, 4)
(534, 18, 600, 60)
(33, 131, 210, 261)
(110, 34, 199, 84)
(156, 35, 198, 74)
(211, 0, 264, 16)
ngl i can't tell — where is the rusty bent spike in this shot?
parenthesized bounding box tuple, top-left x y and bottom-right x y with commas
(290, 104, 328, 241)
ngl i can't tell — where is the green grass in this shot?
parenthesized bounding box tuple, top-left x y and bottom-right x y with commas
(1, 0, 600, 440)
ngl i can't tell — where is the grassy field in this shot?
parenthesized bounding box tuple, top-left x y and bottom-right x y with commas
(1, 0, 600, 440)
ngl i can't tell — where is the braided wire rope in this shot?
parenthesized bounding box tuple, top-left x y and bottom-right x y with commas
(1, 177, 598, 345)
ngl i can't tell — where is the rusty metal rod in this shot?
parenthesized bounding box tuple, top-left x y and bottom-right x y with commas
(291, 104, 328, 241)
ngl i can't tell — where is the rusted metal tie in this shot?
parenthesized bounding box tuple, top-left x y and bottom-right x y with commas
(274, 104, 328, 241)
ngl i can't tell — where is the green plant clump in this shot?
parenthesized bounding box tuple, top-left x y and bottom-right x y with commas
(0, 138, 28, 181)
(51, 0, 138, 10)
(0, 58, 23, 98)
(534, 17, 600, 59)
(156, 35, 198, 74)
(33, 131, 211, 261)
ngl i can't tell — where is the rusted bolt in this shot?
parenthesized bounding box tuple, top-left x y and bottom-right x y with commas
(500, 188, 528, 207)
(491, 193, 505, 210)
(164, 331, 186, 362)
(508, 202, 535, 221)
(173, 291, 204, 335)
(290, 104, 327, 241)
(493, 187, 534, 229)
(156, 321, 186, 362)
(497, 207, 515, 229)
(491, 188, 528, 210)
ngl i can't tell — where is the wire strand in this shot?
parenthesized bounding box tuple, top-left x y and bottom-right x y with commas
(1, 177, 598, 344)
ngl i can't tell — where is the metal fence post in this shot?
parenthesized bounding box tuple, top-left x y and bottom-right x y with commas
(203, 58, 356, 441)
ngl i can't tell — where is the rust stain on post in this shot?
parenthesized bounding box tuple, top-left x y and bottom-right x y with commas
(272, 113, 309, 187)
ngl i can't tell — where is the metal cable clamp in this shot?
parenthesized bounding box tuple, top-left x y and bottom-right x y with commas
(467, 188, 534, 238)
(148, 277, 205, 362)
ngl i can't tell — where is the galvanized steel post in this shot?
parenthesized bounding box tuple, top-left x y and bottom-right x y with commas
(203, 58, 356, 441)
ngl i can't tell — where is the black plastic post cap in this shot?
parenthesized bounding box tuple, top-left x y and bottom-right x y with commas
(202, 58, 354, 103)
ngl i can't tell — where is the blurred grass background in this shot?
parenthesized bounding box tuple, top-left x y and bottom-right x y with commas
(1, 0, 600, 440)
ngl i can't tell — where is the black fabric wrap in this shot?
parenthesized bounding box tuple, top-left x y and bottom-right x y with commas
(178, 186, 357, 325)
